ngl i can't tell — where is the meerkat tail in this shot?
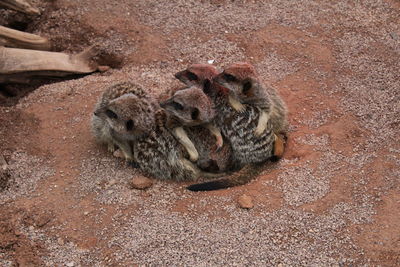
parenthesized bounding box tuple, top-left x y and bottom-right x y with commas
(228, 95, 246, 112)
(173, 127, 199, 162)
(204, 123, 224, 149)
(187, 164, 264, 191)
(254, 110, 270, 136)
(270, 133, 286, 161)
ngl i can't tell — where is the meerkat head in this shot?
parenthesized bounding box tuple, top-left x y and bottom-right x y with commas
(214, 62, 263, 103)
(175, 63, 232, 100)
(160, 86, 215, 126)
(94, 93, 155, 140)
(174, 64, 220, 87)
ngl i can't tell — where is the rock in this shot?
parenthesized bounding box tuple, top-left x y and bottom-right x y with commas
(66, 262, 75, 267)
(57, 237, 64, 245)
(113, 149, 124, 159)
(98, 65, 110, 72)
(390, 32, 399, 40)
(238, 194, 254, 209)
(130, 176, 153, 190)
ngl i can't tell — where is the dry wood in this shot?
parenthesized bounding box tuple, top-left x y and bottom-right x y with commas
(0, 45, 99, 83)
(0, 25, 50, 50)
(0, 0, 40, 15)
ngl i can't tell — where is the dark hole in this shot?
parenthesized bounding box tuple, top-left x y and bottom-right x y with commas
(8, 20, 29, 31)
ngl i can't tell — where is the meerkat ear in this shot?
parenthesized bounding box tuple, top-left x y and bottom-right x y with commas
(203, 79, 212, 95)
(242, 80, 253, 95)
(191, 108, 200, 120)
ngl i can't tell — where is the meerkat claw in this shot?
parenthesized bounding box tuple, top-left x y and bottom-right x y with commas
(228, 95, 246, 113)
(215, 136, 224, 152)
(107, 143, 116, 153)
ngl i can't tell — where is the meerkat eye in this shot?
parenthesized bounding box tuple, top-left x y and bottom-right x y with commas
(105, 109, 118, 119)
(191, 108, 200, 120)
(242, 81, 252, 94)
(223, 73, 237, 82)
(126, 119, 134, 131)
(187, 71, 198, 81)
(171, 101, 184, 110)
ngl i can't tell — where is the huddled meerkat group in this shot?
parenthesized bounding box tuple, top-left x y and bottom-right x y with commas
(91, 62, 288, 191)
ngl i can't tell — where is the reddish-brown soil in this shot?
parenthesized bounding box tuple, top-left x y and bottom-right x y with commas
(1, 0, 399, 266)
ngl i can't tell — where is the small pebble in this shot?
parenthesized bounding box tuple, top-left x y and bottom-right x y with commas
(57, 237, 64, 245)
(238, 194, 254, 209)
(130, 176, 153, 190)
(66, 262, 75, 267)
(113, 149, 124, 159)
(389, 32, 399, 40)
(98, 65, 111, 72)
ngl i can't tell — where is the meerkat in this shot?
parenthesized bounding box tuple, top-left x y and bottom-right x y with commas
(216, 62, 288, 138)
(91, 82, 153, 162)
(173, 64, 283, 190)
(170, 64, 225, 161)
(94, 84, 223, 181)
(175, 64, 277, 165)
(161, 85, 234, 172)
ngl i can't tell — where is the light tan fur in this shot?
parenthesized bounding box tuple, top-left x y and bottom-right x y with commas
(254, 110, 270, 137)
(173, 126, 199, 162)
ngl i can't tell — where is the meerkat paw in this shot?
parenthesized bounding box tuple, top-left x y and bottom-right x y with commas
(188, 150, 199, 162)
(108, 143, 116, 153)
(215, 136, 224, 152)
(254, 124, 266, 136)
(205, 123, 224, 151)
(254, 110, 270, 137)
(228, 95, 246, 113)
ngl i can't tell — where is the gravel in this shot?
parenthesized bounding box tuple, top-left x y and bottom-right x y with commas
(1, 0, 399, 265)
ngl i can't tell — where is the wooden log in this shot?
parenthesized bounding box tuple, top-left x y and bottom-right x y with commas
(0, 45, 99, 83)
(0, 26, 51, 50)
(0, 0, 40, 15)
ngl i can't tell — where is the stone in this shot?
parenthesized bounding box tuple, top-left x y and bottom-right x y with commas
(57, 237, 64, 245)
(98, 65, 110, 72)
(130, 176, 153, 190)
(113, 149, 124, 159)
(238, 194, 254, 209)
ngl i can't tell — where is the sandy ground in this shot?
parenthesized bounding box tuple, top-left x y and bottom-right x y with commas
(1, 0, 399, 266)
